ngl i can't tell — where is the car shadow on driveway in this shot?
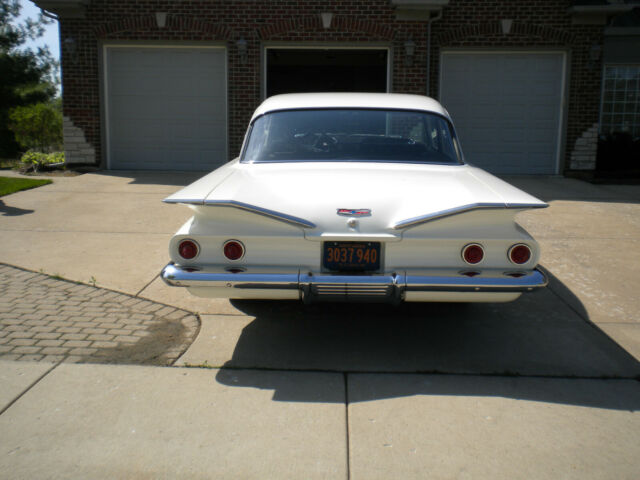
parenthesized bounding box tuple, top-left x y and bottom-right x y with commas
(213, 269, 640, 410)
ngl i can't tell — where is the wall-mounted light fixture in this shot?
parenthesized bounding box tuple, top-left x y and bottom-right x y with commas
(404, 39, 416, 66)
(236, 38, 248, 64)
(155, 12, 167, 28)
(501, 19, 513, 35)
(320, 12, 333, 29)
(63, 37, 78, 64)
(588, 43, 602, 70)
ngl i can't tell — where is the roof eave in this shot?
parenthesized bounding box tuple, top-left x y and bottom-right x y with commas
(570, 5, 635, 14)
(569, 4, 636, 25)
(390, 0, 449, 10)
(33, 0, 89, 19)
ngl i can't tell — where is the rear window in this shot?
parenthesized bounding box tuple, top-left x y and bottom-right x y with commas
(242, 109, 462, 164)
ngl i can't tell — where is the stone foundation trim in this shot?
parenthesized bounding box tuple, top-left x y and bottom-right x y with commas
(569, 123, 599, 171)
(63, 116, 96, 165)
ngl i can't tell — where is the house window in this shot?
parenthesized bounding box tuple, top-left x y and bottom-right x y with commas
(600, 65, 640, 137)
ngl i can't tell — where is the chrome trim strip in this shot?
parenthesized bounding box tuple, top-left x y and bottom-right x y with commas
(161, 263, 300, 289)
(203, 200, 316, 228)
(163, 198, 204, 205)
(163, 199, 316, 228)
(393, 202, 548, 230)
(161, 263, 548, 296)
(506, 203, 549, 209)
(299, 272, 403, 286)
(404, 269, 547, 292)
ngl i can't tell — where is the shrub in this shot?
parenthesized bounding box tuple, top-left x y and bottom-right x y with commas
(8, 101, 62, 152)
(20, 150, 64, 172)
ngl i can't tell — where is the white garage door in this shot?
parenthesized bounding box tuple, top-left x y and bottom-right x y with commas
(105, 46, 227, 170)
(440, 52, 565, 174)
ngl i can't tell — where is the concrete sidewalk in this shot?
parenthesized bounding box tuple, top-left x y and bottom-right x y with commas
(0, 362, 347, 479)
(1, 361, 638, 479)
(1, 170, 639, 478)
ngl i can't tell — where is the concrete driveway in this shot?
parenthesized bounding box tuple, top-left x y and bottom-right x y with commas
(0, 170, 639, 478)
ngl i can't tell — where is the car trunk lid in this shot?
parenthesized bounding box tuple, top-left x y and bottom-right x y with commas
(199, 161, 545, 238)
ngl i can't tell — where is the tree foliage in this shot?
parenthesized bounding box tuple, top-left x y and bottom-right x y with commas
(9, 100, 62, 151)
(0, 0, 58, 157)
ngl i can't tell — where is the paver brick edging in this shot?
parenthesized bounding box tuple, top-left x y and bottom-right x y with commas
(0, 263, 201, 366)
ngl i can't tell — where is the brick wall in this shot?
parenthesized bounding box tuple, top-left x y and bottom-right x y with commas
(59, 0, 603, 172)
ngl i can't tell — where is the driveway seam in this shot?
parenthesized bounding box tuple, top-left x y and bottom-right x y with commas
(344, 372, 351, 480)
(180, 364, 640, 381)
(15, 190, 174, 195)
(135, 273, 160, 298)
(538, 264, 640, 365)
(0, 359, 62, 417)
(547, 288, 640, 375)
(0, 228, 172, 234)
(544, 274, 638, 362)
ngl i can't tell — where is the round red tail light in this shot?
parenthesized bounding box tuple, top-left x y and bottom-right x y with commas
(178, 239, 199, 260)
(509, 244, 532, 264)
(223, 240, 245, 261)
(462, 243, 484, 265)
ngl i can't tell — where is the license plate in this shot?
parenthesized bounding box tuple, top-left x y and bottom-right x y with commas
(323, 241, 381, 272)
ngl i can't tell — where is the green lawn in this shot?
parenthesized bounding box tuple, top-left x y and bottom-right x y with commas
(0, 176, 52, 197)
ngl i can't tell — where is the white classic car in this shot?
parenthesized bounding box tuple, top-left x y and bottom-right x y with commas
(161, 93, 548, 303)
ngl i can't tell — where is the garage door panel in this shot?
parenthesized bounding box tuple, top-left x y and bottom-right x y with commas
(197, 101, 227, 118)
(501, 106, 527, 121)
(169, 125, 206, 143)
(501, 129, 526, 143)
(163, 98, 207, 118)
(112, 148, 166, 166)
(196, 122, 227, 139)
(113, 125, 164, 146)
(111, 98, 168, 119)
(106, 46, 227, 171)
(169, 127, 224, 147)
(164, 74, 221, 95)
(441, 52, 563, 174)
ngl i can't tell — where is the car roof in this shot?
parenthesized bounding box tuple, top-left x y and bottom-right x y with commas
(251, 93, 450, 122)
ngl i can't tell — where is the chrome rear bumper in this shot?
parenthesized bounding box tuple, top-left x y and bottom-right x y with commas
(161, 263, 547, 303)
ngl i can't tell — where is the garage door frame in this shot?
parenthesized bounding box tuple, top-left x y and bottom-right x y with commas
(261, 43, 393, 100)
(100, 42, 228, 170)
(439, 49, 569, 175)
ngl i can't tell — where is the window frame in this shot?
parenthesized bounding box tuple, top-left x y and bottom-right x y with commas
(599, 63, 640, 138)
